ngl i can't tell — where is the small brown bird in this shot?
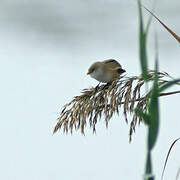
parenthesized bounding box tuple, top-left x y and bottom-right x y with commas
(87, 59, 126, 83)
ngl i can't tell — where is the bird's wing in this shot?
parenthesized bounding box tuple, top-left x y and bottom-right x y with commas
(103, 59, 122, 69)
(103, 59, 126, 75)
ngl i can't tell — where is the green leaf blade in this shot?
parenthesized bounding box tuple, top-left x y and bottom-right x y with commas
(138, 0, 149, 80)
(159, 79, 180, 93)
(148, 61, 159, 151)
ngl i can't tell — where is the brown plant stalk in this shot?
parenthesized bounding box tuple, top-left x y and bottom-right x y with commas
(142, 5, 180, 44)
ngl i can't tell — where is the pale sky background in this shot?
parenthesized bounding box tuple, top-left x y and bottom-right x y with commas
(0, 0, 180, 180)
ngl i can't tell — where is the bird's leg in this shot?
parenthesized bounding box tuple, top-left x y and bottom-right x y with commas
(95, 83, 101, 91)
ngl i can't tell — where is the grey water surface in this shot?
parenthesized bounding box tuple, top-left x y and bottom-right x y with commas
(0, 0, 180, 180)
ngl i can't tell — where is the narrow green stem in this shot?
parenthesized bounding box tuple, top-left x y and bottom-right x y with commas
(144, 151, 154, 180)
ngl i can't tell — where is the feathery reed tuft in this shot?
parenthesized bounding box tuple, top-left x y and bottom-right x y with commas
(53, 71, 180, 141)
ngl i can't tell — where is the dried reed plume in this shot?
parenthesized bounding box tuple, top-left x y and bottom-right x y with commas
(53, 71, 180, 141)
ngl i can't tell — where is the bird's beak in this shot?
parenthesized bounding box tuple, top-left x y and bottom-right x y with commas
(87, 71, 90, 75)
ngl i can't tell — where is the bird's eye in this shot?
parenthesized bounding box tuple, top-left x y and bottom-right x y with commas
(91, 68, 95, 72)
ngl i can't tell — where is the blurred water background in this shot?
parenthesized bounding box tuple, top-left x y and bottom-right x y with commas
(0, 0, 180, 180)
